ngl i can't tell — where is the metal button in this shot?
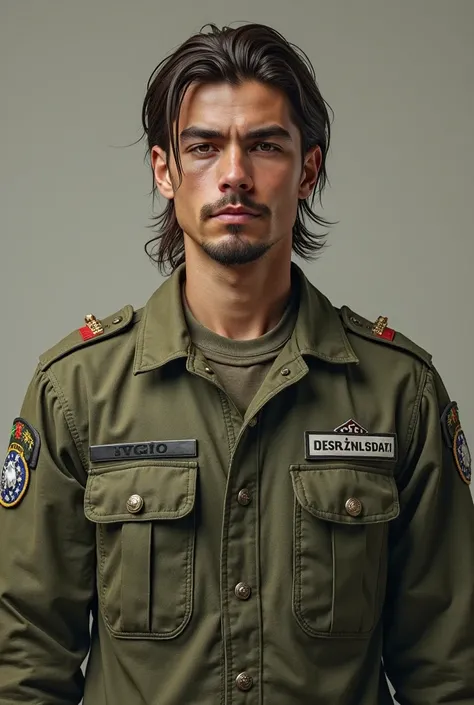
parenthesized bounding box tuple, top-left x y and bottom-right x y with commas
(281, 367, 291, 376)
(235, 672, 253, 691)
(248, 416, 257, 427)
(126, 494, 144, 514)
(235, 582, 252, 600)
(237, 489, 252, 506)
(112, 316, 123, 325)
(345, 497, 362, 517)
(350, 315, 372, 331)
(204, 366, 214, 375)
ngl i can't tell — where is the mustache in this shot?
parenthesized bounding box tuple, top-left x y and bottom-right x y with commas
(200, 194, 269, 220)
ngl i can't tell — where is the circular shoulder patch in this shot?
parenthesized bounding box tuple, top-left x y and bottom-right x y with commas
(1, 445, 30, 508)
(453, 428, 471, 485)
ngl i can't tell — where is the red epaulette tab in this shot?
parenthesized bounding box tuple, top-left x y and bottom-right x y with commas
(79, 314, 104, 341)
(372, 316, 395, 342)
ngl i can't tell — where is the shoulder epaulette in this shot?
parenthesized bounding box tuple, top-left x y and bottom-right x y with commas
(339, 305, 433, 368)
(39, 305, 135, 372)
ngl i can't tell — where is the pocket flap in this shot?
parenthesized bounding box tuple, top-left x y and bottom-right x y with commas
(85, 461, 197, 523)
(290, 464, 399, 524)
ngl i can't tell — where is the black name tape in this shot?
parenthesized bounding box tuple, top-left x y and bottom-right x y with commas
(90, 439, 198, 463)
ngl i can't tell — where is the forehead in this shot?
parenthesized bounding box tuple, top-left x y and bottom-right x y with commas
(177, 80, 297, 134)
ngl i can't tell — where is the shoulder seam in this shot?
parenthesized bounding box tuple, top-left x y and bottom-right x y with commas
(43, 366, 88, 474)
(397, 364, 430, 478)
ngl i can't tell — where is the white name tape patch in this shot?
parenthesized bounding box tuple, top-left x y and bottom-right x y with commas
(305, 432, 397, 461)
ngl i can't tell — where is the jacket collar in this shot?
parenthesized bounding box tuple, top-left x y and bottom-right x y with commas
(133, 262, 358, 374)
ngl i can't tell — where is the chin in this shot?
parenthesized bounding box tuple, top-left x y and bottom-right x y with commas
(200, 237, 272, 266)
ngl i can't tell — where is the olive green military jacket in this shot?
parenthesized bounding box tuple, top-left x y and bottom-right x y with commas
(0, 264, 473, 705)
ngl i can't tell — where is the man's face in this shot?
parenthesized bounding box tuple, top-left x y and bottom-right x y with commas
(152, 80, 320, 266)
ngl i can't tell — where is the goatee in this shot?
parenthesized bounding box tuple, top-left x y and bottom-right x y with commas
(201, 228, 272, 266)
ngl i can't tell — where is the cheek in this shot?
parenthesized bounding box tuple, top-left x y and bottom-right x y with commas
(265, 172, 301, 228)
(263, 165, 301, 210)
(173, 172, 212, 229)
(260, 159, 301, 192)
(175, 166, 212, 207)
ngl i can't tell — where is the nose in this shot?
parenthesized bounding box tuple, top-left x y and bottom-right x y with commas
(217, 145, 254, 193)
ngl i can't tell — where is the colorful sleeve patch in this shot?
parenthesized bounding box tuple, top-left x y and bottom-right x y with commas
(441, 402, 471, 485)
(1, 418, 41, 508)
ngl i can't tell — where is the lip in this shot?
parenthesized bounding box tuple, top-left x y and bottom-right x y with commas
(212, 208, 260, 223)
(213, 213, 259, 223)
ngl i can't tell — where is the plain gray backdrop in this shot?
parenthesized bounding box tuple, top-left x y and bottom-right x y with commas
(2, 2, 473, 700)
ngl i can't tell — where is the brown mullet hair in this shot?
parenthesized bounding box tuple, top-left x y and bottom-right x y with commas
(141, 22, 334, 274)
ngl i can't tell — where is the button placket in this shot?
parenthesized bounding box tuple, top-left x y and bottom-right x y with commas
(221, 440, 261, 701)
(219, 358, 305, 700)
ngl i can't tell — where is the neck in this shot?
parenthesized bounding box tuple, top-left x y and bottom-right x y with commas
(183, 245, 292, 341)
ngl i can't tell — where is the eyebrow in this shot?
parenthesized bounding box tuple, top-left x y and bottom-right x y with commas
(179, 124, 293, 144)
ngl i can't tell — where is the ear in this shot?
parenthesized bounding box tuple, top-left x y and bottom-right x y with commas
(298, 145, 322, 200)
(151, 145, 175, 200)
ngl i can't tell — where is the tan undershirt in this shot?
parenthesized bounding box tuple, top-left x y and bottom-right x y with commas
(182, 278, 299, 418)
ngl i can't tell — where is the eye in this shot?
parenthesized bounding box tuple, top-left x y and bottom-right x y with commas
(190, 144, 215, 155)
(254, 142, 280, 152)
(188, 142, 280, 155)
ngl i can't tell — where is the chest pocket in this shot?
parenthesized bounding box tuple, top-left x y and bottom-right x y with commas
(290, 464, 399, 638)
(84, 460, 197, 639)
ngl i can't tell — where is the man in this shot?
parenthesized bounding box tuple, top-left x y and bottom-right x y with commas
(0, 22, 473, 705)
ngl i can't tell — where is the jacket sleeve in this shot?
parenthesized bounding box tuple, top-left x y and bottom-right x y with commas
(0, 365, 95, 704)
(383, 366, 474, 703)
